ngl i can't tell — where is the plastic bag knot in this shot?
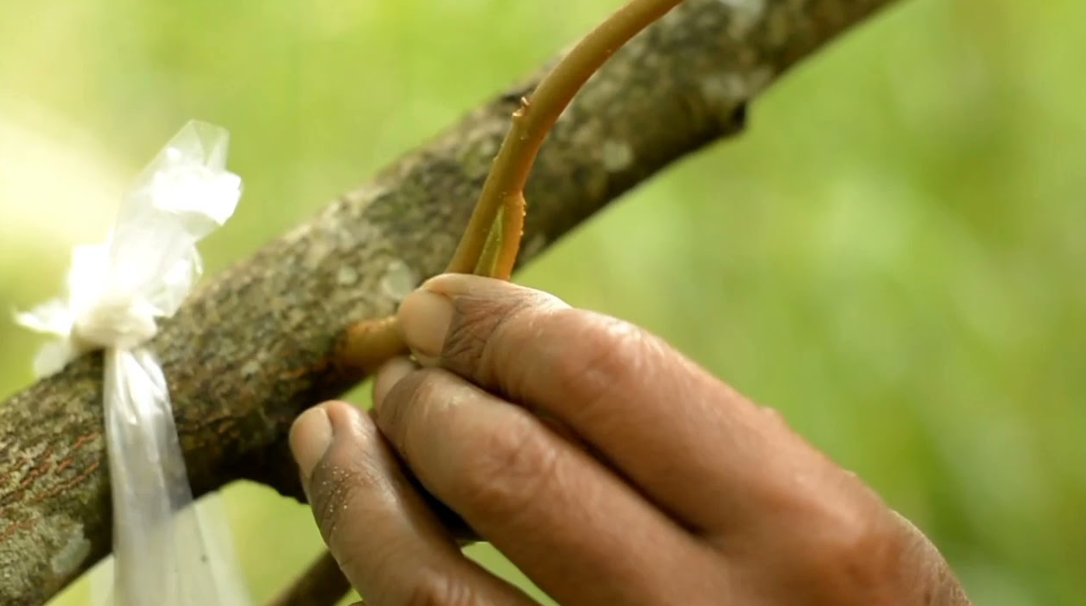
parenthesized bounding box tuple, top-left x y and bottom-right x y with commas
(15, 121, 241, 377)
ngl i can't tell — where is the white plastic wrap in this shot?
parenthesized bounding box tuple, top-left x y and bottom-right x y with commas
(16, 121, 252, 606)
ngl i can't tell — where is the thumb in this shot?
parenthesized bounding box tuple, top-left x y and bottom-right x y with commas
(396, 273, 568, 371)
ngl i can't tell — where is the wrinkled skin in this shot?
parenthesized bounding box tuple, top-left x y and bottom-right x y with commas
(289, 274, 972, 606)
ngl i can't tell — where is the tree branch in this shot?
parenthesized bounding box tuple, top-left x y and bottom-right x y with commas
(0, 1, 896, 604)
(264, 552, 352, 606)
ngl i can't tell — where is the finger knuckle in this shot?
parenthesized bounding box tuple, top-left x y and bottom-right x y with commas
(442, 302, 499, 370)
(757, 405, 789, 428)
(449, 412, 560, 524)
(547, 310, 658, 415)
(443, 294, 537, 371)
(404, 572, 483, 606)
(445, 289, 561, 382)
(383, 368, 447, 451)
(791, 493, 914, 603)
(404, 368, 447, 415)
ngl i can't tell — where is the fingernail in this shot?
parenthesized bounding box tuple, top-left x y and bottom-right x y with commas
(289, 406, 333, 480)
(398, 287, 454, 363)
(372, 357, 417, 412)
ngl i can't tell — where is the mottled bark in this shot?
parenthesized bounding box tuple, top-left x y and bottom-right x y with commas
(0, 0, 896, 604)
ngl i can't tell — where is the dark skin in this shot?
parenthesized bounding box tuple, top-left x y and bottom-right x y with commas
(291, 274, 972, 606)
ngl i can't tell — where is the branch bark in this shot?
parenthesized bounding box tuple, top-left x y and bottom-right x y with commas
(264, 552, 352, 606)
(0, 1, 895, 604)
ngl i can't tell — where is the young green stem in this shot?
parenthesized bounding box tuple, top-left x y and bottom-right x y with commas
(446, 0, 687, 278)
(340, 0, 686, 371)
(339, 0, 686, 376)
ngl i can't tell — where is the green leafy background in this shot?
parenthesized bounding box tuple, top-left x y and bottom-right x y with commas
(1, 1, 1082, 604)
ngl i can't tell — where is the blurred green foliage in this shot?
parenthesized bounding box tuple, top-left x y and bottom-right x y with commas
(2, 0, 1083, 604)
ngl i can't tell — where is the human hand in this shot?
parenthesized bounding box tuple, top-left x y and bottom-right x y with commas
(289, 274, 971, 605)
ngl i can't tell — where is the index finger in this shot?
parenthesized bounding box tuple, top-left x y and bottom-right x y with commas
(397, 274, 854, 533)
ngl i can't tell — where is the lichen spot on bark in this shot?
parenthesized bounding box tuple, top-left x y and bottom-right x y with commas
(240, 359, 260, 376)
(602, 140, 634, 172)
(49, 521, 90, 577)
(699, 74, 748, 105)
(336, 266, 359, 286)
(718, 0, 767, 38)
(699, 65, 775, 111)
(380, 259, 419, 302)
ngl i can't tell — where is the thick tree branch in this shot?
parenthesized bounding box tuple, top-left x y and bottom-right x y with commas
(0, 1, 895, 604)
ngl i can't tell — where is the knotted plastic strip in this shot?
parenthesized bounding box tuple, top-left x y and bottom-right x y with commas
(16, 121, 252, 606)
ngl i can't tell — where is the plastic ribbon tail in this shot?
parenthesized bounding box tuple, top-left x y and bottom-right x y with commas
(16, 121, 252, 606)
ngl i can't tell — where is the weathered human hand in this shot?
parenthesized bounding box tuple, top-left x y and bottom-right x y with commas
(290, 274, 971, 606)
